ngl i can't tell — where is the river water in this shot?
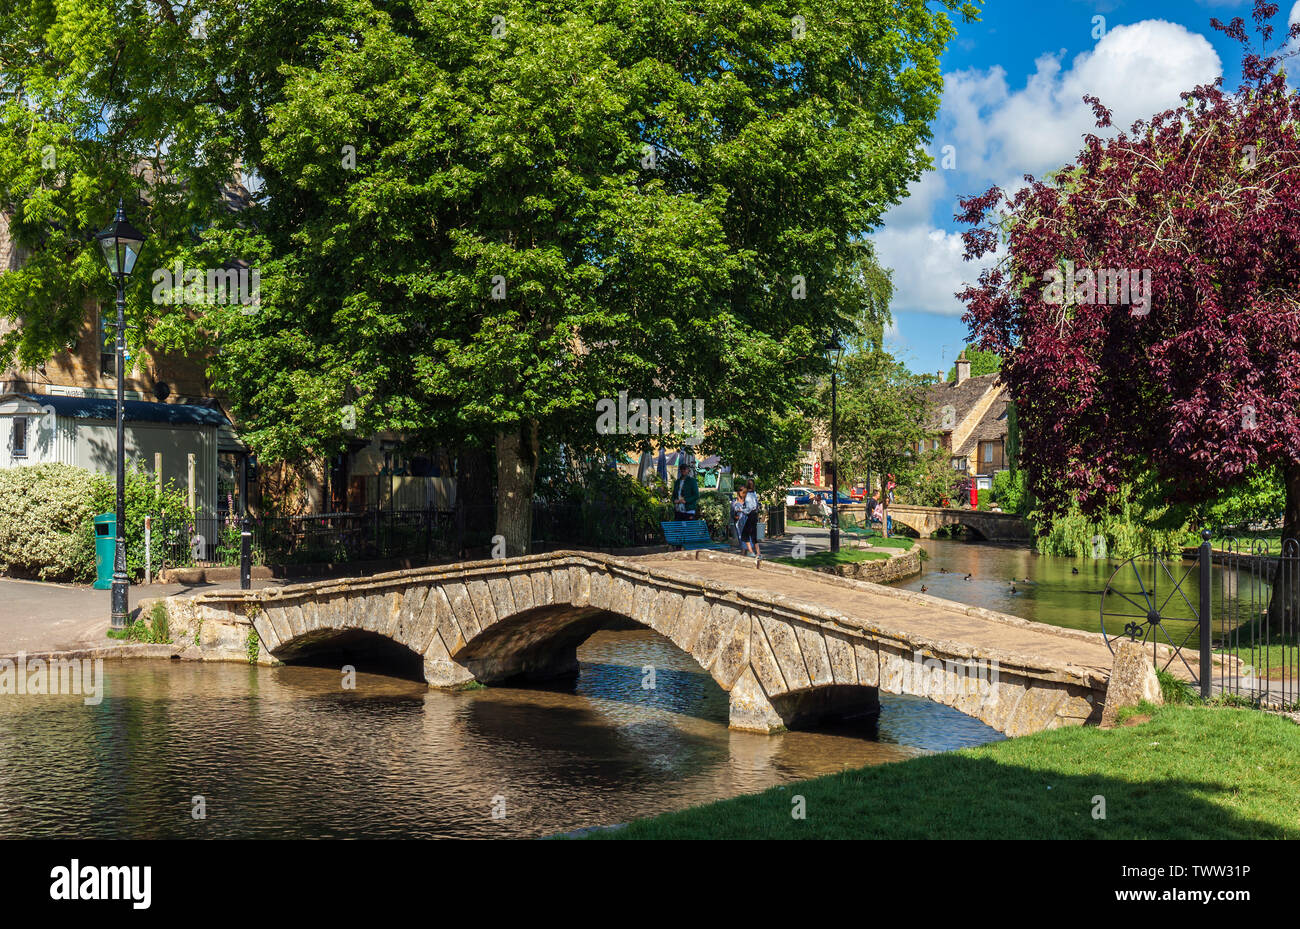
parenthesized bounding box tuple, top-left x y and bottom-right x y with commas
(4, 538, 1230, 839)
(893, 536, 1262, 648)
(0, 630, 1000, 839)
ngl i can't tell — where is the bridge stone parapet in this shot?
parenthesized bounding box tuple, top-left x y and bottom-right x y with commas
(165, 550, 1107, 737)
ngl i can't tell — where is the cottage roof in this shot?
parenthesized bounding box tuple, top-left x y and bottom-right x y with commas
(955, 396, 1010, 458)
(1, 392, 230, 427)
(924, 372, 1000, 431)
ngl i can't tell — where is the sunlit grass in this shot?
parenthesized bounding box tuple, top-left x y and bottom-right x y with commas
(584, 705, 1300, 840)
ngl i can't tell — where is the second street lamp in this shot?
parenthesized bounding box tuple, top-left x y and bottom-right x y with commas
(826, 337, 844, 554)
(96, 200, 147, 630)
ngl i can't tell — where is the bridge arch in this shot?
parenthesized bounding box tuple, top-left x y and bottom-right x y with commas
(174, 551, 1104, 736)
(273, 626, 428, 678)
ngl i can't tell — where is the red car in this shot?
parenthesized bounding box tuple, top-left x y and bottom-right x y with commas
(849, 484, 866, 501)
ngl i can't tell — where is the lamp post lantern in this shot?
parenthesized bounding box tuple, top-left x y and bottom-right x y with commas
(96, 200, 146, 629)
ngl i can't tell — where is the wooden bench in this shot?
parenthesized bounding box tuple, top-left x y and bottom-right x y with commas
(661, 519, 728, 551)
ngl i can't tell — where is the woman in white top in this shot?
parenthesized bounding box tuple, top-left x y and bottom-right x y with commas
(739, 478, 761, 561)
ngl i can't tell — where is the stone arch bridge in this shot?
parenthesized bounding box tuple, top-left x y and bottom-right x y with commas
(886, 504, 1034, 543)
(167, 551, 1118, 737)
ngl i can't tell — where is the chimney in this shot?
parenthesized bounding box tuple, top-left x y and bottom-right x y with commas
(955, 352, 971, 385)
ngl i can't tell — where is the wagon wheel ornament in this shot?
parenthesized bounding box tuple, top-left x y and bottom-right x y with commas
(1099, 549, 1202, 682)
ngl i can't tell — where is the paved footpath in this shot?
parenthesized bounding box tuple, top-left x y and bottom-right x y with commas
(0, 577, 285, 655)
(638, 554, 1124, 676)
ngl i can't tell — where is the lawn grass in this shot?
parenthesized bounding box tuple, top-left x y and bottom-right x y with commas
(1217, 642, 1298, 665)
(867, 535, 914, 550)
(585, 704, 1300, 839)
(772, 549, 891, 566)
(1203, 529, 1284, 553)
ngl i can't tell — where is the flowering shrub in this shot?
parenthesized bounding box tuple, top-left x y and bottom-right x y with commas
(0, 463, 193, 582)
(0, 464, 97, 581)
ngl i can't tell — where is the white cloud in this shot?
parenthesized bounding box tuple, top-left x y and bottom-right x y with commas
(882, 164, 950, 229)
(946, 20, 1221, 182)
(874, 19, 1223, 318)
(874, 225, 980, 317)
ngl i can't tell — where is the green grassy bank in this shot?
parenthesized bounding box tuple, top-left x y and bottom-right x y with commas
(772, 549, 891, 565)
(772, 537, 916, 568)
(585, 705, 1300, 839)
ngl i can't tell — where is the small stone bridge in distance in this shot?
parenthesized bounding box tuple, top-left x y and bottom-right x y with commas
(886, 504, 1034, 544)
(169, 550, 1122, 737)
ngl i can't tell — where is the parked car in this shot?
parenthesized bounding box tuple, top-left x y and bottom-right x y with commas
(784, 486, 819, 506)
(849, 484, 866, 501)
(812, 489, 854, 506)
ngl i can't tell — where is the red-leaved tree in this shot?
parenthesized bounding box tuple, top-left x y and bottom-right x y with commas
(959, 1, 1300, 559)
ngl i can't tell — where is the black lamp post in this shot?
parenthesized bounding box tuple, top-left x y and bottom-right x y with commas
(826, 337, 844, 553)
(96, 200, 147, 629)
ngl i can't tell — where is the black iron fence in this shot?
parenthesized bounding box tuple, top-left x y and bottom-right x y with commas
(766, 504, 785, 539)
(146, 499, 675, 574)
(1098, 534, 1299, 711)
(1211, 537, 1299, 708)
(148, 509, 464, 570)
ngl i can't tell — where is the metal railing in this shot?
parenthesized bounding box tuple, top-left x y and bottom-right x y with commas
(1098, 534, 1299, 711)
(1211, 537, 1299, 708)
(145, 499, 673, 574)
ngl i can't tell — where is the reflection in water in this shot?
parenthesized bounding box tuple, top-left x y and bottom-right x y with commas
(0, 628, 1002, 838)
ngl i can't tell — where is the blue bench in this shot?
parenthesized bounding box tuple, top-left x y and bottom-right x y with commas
(661, 519, 727, 551)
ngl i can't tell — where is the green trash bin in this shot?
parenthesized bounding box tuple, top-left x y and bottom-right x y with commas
(92, 513, 116, 590)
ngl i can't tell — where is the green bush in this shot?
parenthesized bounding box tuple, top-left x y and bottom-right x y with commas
(991, 469, 1029, 515)
(0, 463, 98, 580)
(976, 488, 991, 511)
(1034, 507, 1188, 560)
(84, 464, 193, 582)
(108, 603, 173, 644)
(697, 490, 736, 540)
(1031, 474, 1192, 560)
(1196, 465, 1285, 532)
(0, 462, 191, 582)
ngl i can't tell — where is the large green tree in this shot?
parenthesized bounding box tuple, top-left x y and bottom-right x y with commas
(0, 0, 248, 367)
(1, 0, 978, 553)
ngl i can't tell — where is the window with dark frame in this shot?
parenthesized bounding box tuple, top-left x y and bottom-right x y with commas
(99, 310, 115, 377)
(12, 416, 27, 458)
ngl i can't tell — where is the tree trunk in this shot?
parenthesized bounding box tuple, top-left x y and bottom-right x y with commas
(496, 420, 540, 557)
(1266, 461, 1300, 637)
(303, 457, 327, 514)
(879, 475, 890, 539)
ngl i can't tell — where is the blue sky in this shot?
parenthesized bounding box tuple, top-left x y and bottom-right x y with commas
(878, 0, 1294, 376)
